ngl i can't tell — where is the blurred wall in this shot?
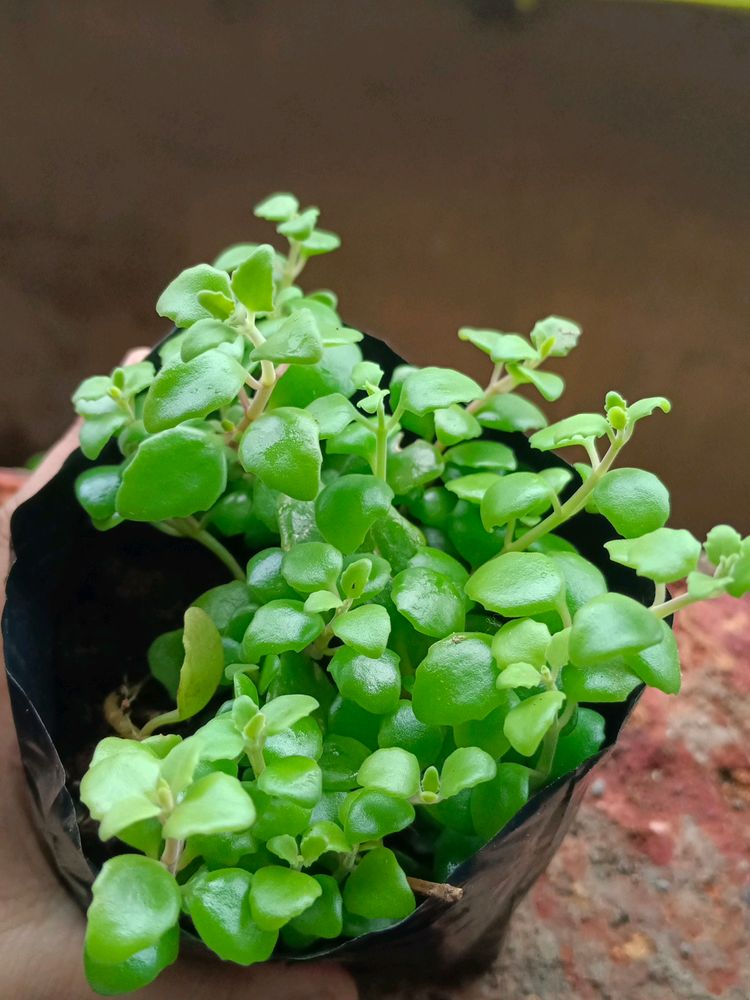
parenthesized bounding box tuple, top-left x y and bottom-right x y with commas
(0, 0, 748, 534)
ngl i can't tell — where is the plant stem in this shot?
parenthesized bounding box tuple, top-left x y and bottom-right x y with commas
(140, 708, 181, 739)
(246, 741, 266, 777)
(278, 240, 303, 294)
(505, 436, 626, 553)
(307, 598, 353, 660)
(406, 876, 463, 903)
(650, 592, 697, 619)
(531, 698, 577, 791)
(160, 837, 184, 876)
(375, 400, 388, 479)
(651, 582, 667, 608)
(189, 526, 245, 581)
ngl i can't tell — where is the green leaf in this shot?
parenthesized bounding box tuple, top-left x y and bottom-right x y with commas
(180, 318, 238, 362)
(306, 393, 358, 438)
(116, 426, 227, 521)
(378, 700, 444, 768)
(391, 567, 465, 638)
(240, 407, 322, 502)
(458, 327, 537, 362)
(368, 507, 425, 573)
(143, 350, 247, 433)
(163, 772, 256, 839)
(315, 474, 394, 554)
(408, 547, 468, 588)
(492, 619, 551, 669)
(705, 524, 743, 565)
(264, 716, 323, 764)
(188, 868, 277, 965)
(343, 847, 415, 920)
(440, 747, 496, 800)
(466, 552, 567, 618)
(686, 570, 731, 601)
(254, 192, 300, 222)
(242, 601, 324, 661)
(328, 646, 402, 715)
(453, 695, 517, 760)
(247, 548, 298, 604)
(503, 689, 565, 757)
(197, 289, 236, 319)
(548, 707, 606, 782)
(278, 207, 319, 241)
(496, 662, 543, 690)
(412, 634, 499, 726)
(300, 821, 351, 865)
(593, 469, 671, 539)
(400, 366, 482, 416)
(85, 856, 180, 965)
(569, 593, 663, 667)
(475, 393, 548, 433)
(156, 264, 233, 329)
(174, 607, 225, 720)
(387, 440, 444, 496)
(444, 471, 501, 507)
(251, 309, 323, 365)
(319, 735, 372, 792)
(300, 229, 342, 257)
(529, 316, 581, 357)
(341, 553, 391, 604)
(605, 528, 701, 583)
(625, 619, 681, 694)
(627, 396, 671, 424)
(79, 406, 128, 461)
(305, 590, 343, 613)
(84, 927, 179, 995)
(357, 747, 421, 799)
(443, 440, 517, 472)
(80, 747, 161, 824)
(434, 404, 482, 447)
(282, 541, 343, 594)
(250, 866, 323, 932)
(471, 762, 532, 840)
(192, 580, 254, 634)
(726, 538, 750, 598)
(263, 694, 320, 735)
(257, 756, 323, 808)
(539, 550, 609, 627)
(270, 342, 362, 408)
(341, 789, 415, 842)
(529, 413, 610, 452)
(326, 420, 377, 464)
(508, 365, 565, 402)
(332, 604, 391, 657)
(561, 660, 641, 703)
(75, 466, 122, 522)
(230, 244, 275, 313)
(146, 628, 185, 698)
(213, 243, 260, 272)
(480, 472, 553, 531)
(288, 874, 343, 939)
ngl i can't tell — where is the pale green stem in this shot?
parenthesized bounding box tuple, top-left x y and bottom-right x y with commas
(140, 708, 181, 739)
(375, 400, 388, 479)
(531, 698, 577, 791)
(505, 435, 627, 553)
(650, 592, 697, 619)
(278, 240, 303, 294)
(247, 741, 266, 777)
(160, 837, 184, 875)
(651, 582, 667, 608)
(307, 598, 353, 660)
(157, 518, 245, 581)
(503, 518, 517, 552)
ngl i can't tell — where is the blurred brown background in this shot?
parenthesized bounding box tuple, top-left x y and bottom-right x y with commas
(1, 0, 748, 534)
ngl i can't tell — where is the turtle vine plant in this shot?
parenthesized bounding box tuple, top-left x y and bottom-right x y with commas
(71, 193, 750, 995)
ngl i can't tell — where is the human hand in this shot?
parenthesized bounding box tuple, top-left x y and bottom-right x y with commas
(0, 350, 357, 1000)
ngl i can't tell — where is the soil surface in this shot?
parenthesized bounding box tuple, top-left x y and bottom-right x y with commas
(368, 594, 750, 1000)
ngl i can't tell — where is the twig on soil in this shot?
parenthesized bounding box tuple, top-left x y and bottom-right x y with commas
(406, 876, 464, 903)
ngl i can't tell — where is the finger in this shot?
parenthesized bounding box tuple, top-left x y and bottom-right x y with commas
(149, 957, 358, 1000)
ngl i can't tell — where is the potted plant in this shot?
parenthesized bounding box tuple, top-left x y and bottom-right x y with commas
(3, 193, 748, 995)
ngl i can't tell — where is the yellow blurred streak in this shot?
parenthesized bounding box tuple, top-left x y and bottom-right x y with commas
(611, 0, 750, 8)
